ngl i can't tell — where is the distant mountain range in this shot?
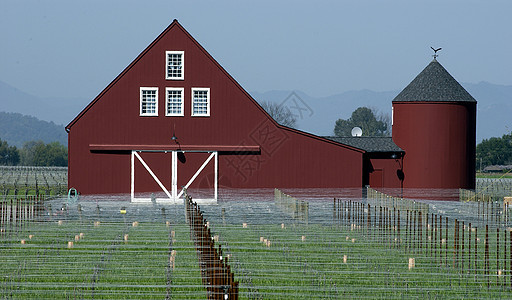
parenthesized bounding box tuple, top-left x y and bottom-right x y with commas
(251, 82, 512, 142)
(0, 80, 86, 127)
(0, 80, 510, 147)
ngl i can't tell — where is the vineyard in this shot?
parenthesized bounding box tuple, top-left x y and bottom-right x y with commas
(0, 166, 67, 197)
(1, 170, 512, 298)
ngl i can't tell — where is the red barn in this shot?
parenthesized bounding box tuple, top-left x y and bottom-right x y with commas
(67, 20, 475, 201)
(66, 20, 405, 200)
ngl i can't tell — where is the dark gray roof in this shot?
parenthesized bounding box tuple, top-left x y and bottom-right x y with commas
(325, 136, 404, 153)
(393, 59, 476, 103)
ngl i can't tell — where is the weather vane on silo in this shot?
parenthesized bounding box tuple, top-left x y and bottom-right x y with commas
(431, 47, 442, 59)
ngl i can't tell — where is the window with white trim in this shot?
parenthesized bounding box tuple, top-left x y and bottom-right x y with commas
(140, 87, 158, 116)
(166, 87, 184, 116)
(166, 51, 184, 80)
(192, 88, 210, 116)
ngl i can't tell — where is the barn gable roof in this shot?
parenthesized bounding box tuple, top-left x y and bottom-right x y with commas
(393, 58, 476, 103)
(325, 136, 404, 153)
(65, 19, 363, 153)
(66, 20, 228, 130)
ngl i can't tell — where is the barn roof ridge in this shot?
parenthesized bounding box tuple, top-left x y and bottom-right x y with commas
(392, 58, 476, 103)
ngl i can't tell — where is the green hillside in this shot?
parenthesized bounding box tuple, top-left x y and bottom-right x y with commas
(0, 112, 67, 148)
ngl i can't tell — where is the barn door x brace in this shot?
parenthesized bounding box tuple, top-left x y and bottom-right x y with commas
(130, 150, 218, 203)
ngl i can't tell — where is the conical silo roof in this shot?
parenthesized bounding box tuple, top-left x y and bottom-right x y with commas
(393, 58, 476, 102)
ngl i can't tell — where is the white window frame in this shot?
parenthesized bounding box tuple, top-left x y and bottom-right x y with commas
(165, 51, 184, 80)
(139, 87, 158, 116)
(191, 88, 210, 117)
(165, 87, 184, 116)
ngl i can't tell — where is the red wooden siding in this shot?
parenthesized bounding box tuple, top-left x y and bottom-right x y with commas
(392, 102, 476, 191)
(367, 157, 403, 189)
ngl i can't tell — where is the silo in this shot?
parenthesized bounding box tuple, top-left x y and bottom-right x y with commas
(392, 57, 476, 197)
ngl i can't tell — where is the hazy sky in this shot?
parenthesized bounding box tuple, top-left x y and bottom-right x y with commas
(1, 0, 511, 100)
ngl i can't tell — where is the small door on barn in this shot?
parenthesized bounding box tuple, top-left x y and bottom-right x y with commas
(369, 169, 384, 188)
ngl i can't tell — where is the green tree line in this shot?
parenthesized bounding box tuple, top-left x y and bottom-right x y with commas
(476, 132, 512, 168)
(334, 107, 390, 137)
(335, 107, 511, 170)
(0, 138, 67, 166)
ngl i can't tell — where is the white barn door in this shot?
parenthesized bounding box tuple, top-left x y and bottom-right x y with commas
(131, 150, 218, 203)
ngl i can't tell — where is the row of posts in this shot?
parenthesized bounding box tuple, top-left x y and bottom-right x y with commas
(274, 188, 309, 223)
(460, 188, 512, 225)
(185, 194, 239, 300)
(334, 198, 512, 288)
(0, 196, 45, 235)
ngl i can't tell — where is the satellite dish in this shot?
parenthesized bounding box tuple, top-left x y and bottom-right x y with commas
(351, 127, 363, 137)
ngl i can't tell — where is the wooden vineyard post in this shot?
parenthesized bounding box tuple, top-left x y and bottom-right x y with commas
(439, 215, 442, 264)
(354, 201, 357, 229)
(352, 202, 359, 230)
(388, 208, 394, 247)
(358, 202, 361, 232)
(504, 226, 507, 287)
(426, 213, 429, 255)
(410, 211, 414, 253)
(385, 206, 388, 243)
(462, 221, 465, 273)
(510, 229, 512, 288)
(491, 202, 494, 223)
(348, 201, 351, 224)
(475, 227, 478, 278)
(388, 208, 391, 248)
(405, 210, 411, 252)
(333, 198, 336, 224)
(398, 210, 401, 248)
(434, 215, 438, 262)
(457, 219, 460, 268)
(413, 211, 416, 253)
(340, 200, 343, 223)
(374, 206, 377, 239)
(388, 208, 391, 247)
(485, 224, 490, 288)
(418, 211, 423, 253)
(361, 202, 364, 230)
(343, 200, 347, 224)
(380, 207, 383, 243)
(505, 227, 508, 287)
(497, 227, 500, 286)
(469, 223, 472, 275)
(430, 213, 434, 258)
(384, 207, 387, 246)
(446, 217, 449, 266)
(367, 204, 371, 236)
(393, 207, 396, 248)
(341, 200, 345, 223)
(341, 199, 344, 226)
(453, 219, 457, 268)
(487, 202, 489, 223)
(339, 199, 342, 223)
(363, 202, 365, 229)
